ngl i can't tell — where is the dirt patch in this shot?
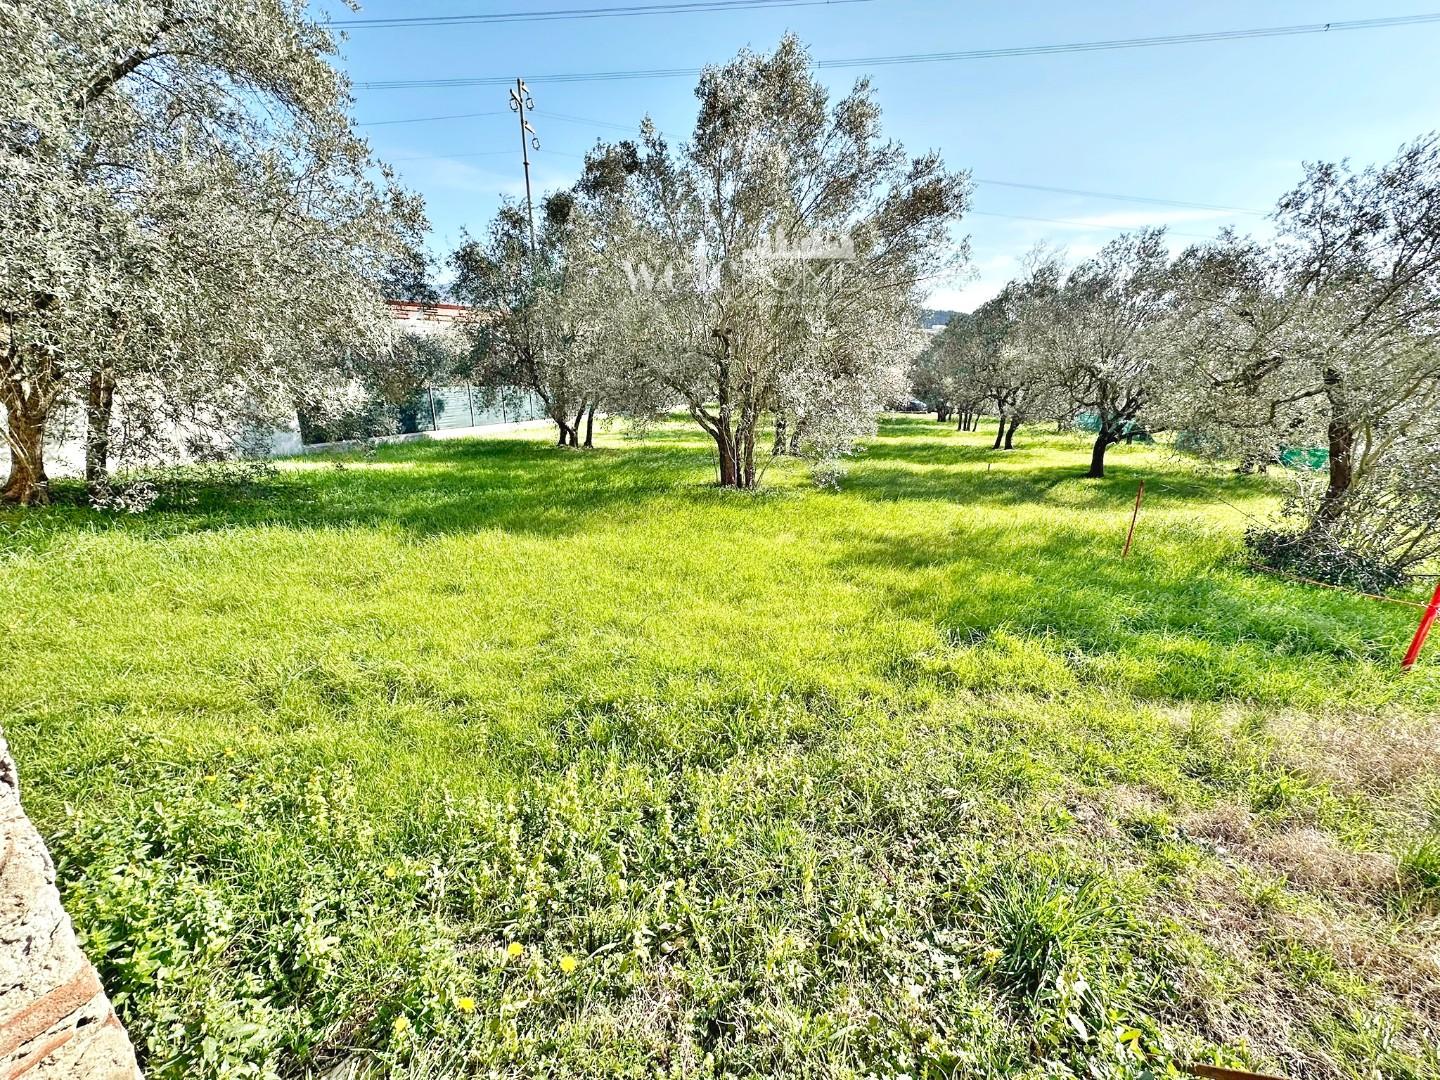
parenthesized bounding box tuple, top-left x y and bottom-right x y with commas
(1158, 866, 1440, 1080)
(1267, 714, 1440, 796)
(1257, 827, 1398, 897)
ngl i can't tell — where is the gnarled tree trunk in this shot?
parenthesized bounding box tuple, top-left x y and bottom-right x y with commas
(1003, 416, 1019, 450)
(2, 401, 50, 506)
(709, 418, 759, 489)
(568, 401, 586, 447)
(991, 413, 1006, 450)
(84, 362, 116, 494)
(1319, 415, 1355, 522)
(715, 425, 738, 486)
(1087, 429, 1118, 479)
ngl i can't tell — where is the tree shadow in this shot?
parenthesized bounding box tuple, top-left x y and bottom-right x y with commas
(0, 436, 720, 547)
(848, 418, 1277, 506)
(827, 418, 1423, 698)
(829, 510, 1417, 701)
(2, 415, 1428, 710)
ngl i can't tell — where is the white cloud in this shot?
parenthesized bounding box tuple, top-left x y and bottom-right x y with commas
(926, 282, 995, 312)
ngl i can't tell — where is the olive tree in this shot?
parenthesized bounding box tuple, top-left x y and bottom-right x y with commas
(588, 35, 969, 488)
(1172, 134, 1440, 580)
(972, 253, 1066, 450)
(1, 0, 425, 503)
(909, 329, 960, 423)
(450, 191, 662, 449)
(910, 314, 986, 429)
(1036, 230, 1181, 478)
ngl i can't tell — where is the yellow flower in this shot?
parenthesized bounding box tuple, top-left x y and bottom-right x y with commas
(391, 1015, 410, 1035)
(456, 996, 476, 1014)
(558, 955, 578, 974)
(203, 774, 217, 784)
(233, 797, 247, 812)
(506, 942, 524, 959)
(983, 947, 1004, 965)
(383, 864, 398, 880)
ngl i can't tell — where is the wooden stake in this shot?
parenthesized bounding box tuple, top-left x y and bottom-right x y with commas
(1121, 478, 1145, 558)
(1186, 1065, 1289, 1080)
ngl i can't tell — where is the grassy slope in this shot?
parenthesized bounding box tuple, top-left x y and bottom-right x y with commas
(1, 417, 1437, 1079)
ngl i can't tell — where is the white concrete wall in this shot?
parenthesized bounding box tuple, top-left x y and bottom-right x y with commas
(0, 404, 552, 478)
(0, 404, 298, 479)
(293, 416, 553, 454)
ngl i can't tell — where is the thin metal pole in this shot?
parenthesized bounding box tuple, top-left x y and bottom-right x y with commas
(1121, 479, 1145, 558)
(427, 387, 438, 431)
(467, 381, 476, 427)
(510, 78, 538, 253)
(1402, 579, 1440, 670)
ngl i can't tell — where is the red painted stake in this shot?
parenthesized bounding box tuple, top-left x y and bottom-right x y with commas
(1401, 578, 1440, 670)
(1121, 479, 1145, 558)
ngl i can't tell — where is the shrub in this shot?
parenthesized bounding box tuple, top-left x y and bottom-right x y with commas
(1245, 525, 1406, 593)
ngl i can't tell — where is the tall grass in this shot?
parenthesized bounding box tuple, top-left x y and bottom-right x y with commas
(1, 417, 1436, 1078)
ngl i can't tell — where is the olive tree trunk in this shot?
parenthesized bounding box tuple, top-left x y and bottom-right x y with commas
(711, 419, 758, 488)
(991, 413, 1006, 450)
(1318, 416, 1355, 522)
(1087, 429, 1117, 478)
(85, 362, 116, 492)
(1, 399, 50, 506)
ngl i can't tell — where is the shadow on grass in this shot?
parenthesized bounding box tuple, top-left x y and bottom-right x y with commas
(1, 415, 1428, 709)
(1, 434, 726, 546)
(831, 519, 1418, 703)
(832, 419, 1424, 696)
(848, 434, 1274, 511)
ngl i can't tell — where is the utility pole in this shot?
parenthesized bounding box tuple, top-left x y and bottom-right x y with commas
(508, 78, 539, 254)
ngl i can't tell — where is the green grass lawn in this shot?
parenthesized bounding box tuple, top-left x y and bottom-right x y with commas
(2, 416, 1438, 1079)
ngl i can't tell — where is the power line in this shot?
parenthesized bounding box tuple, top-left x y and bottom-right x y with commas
(355, 12, 1440, 89)
(829, 14, 1440, 67)
(974, 179, 1266, 216)
(356, 110, 508, 127)
(360, 106, 1269, 217)
(968, 210, 1219, 240)
(533, 109, 639, 134)
(381, 147, 587, 165)
(387, 149, 515, 162)
(334, 0, 873, 30)
(376, 145, 1262, 218)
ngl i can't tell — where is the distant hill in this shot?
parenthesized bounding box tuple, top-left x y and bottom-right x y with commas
(920, 309, 957, 330)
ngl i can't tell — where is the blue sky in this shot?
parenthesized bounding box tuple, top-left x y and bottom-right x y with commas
(323, 1, 1440, 311)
